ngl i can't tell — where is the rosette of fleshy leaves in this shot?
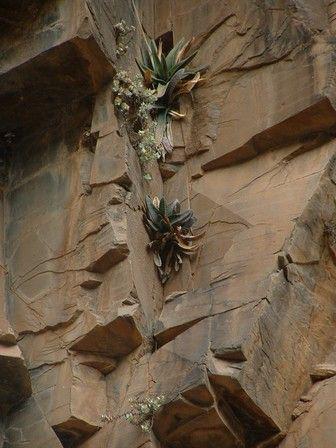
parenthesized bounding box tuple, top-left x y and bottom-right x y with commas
(124, 395, 165, 433)
(144, 195, 204, 283)
(136, 37, 206, 158)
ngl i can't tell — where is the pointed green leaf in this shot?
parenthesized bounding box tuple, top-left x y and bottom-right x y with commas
(166, 200, 178, 217)
(147, 39, 166, 80)
(164, 68, 189, 105)
(145, 195, 160, 223)
(153, 252, 162, 267)
(159, 198, 167, 216)
(140, 46, 152, 68)
(165, 39, 185, 69)
(146, 219, 159, 232)
(182, 216, 197, 228)
(156, 82, 169, 98)
(170, 210, 193, 226)
(169, 50, 198, 78)
(136, 59, 147, 76)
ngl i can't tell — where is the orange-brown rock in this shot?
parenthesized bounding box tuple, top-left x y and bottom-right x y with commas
(1, 0, 336, 447)
(0, 343, 31, 415)
(279, 376, 336, 448)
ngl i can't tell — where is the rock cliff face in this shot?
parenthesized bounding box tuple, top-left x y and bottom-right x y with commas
(0, 1, 335, 447)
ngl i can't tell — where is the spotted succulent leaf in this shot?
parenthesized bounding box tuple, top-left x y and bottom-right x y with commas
(144, 195, 203, 283)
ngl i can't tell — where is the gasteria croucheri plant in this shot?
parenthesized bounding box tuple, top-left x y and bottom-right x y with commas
(144, 195, 204, 283)
(111, 31, 204, 176)
(137, 37, 205, 156)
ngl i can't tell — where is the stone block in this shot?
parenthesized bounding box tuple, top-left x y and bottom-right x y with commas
(74, 353, 117, 375)
(310, 363, 336, 382)
(78, 215, 129, 274)
(70, 305, 143, 358)
(31, 359, 106, 446)
(0, 344, 31, 414)
(78, 184, 126, 243)
(90, 131, 131, 187)
(5, 397, 62, 448)
(19, 305, 143, 369)
(279, 377, 336, 448)
(0, 317, 16, 346)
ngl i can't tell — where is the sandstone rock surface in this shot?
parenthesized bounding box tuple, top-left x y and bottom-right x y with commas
(0, 0, 336, 447)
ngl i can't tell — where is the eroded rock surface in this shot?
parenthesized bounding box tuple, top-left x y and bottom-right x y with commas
(0, 0, 336, 447)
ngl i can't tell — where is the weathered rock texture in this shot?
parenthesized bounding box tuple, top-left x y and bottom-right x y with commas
(0, 0, 336, 447)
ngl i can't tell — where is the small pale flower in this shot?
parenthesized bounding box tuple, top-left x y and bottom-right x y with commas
(121, 102, 130, 112)
(114, 96, 122, 106)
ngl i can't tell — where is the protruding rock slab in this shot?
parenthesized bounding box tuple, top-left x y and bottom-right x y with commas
(74, 353, 117, 375)
(19, 305, 143, 369)
(0, 0, 112, 139)
(70, 306, 143, 358)
(31, 360, 106, 446)
(310, 363, 336, 382)
(0, 317, 16, 345)
(81, 220, 129, 274)
(0, 344, 31, 414)
(279, 376, 336, 448)
(155, 286, 263, 348)
(5, 397, 62, 448)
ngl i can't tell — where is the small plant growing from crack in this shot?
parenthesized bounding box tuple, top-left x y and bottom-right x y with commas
(114, 19, 135, 57)
(144, 195, 204, 283)
(124, 395, 165, 433)
(101, 395, 165, 433)
(112, 70, 160, 178)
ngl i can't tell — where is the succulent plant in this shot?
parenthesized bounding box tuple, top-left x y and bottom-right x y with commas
(144, 195, 204, 283)
(137, 37, 205, 157)
(124, 395, 165, 433)
(137, 37, 199, 87)
(112, 71, 161, 169)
